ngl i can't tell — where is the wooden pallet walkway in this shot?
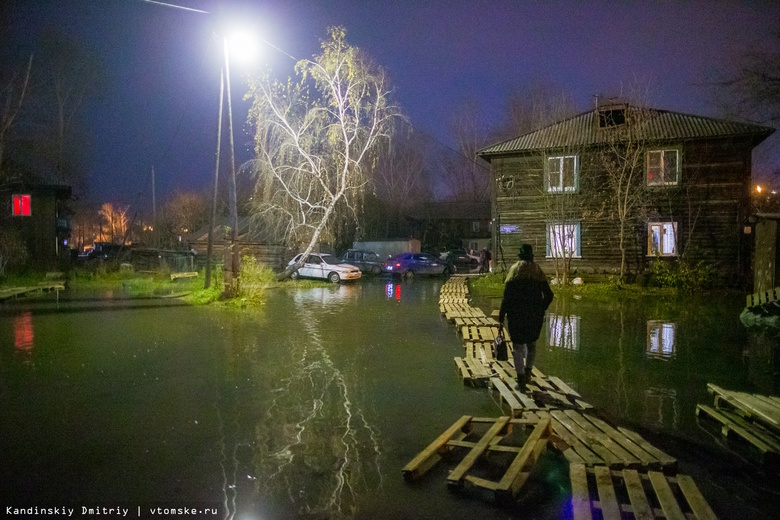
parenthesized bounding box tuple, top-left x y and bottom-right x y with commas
(695, 384, 780, 466)
(402, 415, 552, 502)
(570, 463, 717, 520)
(0, 283, 65, 302)
(551, 410, 676, 471)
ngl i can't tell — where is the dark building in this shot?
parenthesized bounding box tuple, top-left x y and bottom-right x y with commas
(3, 183, 71, 270)
(478, 104, 774, 284)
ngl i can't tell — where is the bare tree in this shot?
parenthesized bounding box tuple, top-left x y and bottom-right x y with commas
(369, 123, 432, 237)
(441, 98, 492, 202)
(598, 103, 654, 283)
(715, 30, 780, 125)
(0, 54, 32, 184)
(37, 30, 103, 185)
(98, 203, 129, 244)
(159, 190, 209, 248)
(246, 27, 401, 278)
(496, 82, 578, 141)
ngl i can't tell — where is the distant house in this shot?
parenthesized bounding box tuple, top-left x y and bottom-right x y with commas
(407, 201, 492, 253)
(477, 104, 774, 283)
(187, 217, 284, 270)
(3, 182, 71, 269)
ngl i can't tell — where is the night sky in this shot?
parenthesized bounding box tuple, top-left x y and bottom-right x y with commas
(2, 0, 779, 209)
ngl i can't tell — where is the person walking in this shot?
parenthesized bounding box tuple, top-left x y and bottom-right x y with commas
(497, 244, 553, 390)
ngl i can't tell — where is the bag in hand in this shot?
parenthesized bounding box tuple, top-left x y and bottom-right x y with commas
(493, 332, 508, 361)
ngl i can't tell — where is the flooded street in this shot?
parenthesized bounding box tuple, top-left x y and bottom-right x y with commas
(1, 278, 778, 519)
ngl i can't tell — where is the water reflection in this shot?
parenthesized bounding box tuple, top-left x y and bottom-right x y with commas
(252, 287, 382, 518)
(13, 311, 34, 364)
(547, 313, 580, 351)
(643, 387, 679, 429)
(646, 321, 676, 360)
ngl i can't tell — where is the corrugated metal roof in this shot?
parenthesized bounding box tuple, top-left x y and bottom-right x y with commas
(477, 107, 775, 156)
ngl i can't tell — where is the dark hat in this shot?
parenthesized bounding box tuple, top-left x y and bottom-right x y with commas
(518, 243, 534, 261)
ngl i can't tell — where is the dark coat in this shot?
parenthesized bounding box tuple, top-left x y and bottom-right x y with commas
(498, 261, 554, 344)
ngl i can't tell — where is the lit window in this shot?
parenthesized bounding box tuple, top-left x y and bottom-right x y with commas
(648, 222, 677, 256)
(546, 155, 578, 192)
(547, 313, 580, 350)
(12, 194, 31, 216)
(647, 149, 679, 185)
(547, 222, 581, 258)
(647, 321, 676, 359)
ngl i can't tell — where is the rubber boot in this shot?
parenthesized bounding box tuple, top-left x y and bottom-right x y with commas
(525, 367, 533, 386)
(515, 372, 527, 391)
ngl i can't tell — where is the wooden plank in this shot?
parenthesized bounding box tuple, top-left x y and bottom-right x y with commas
(402, 415, 472, 481)
(583, 413, 659, 468)
(593, 466, 621, 519)
(548, 376, 582, 398)
(569, 463, 593, 520)
(552, 411, 623, 468)
(551, 421, 603, 466)
(648, 471, 686, 520)
(676, 474, 718, 520)
(496, 418, 551, 499)
(622, 469, 654, 520)
(564, 410, 640, 467)
(490, 377, 523, 417)
(447, 416, 511, 486)
(453, 357, 470, 382)
(617, 427, 677, 470)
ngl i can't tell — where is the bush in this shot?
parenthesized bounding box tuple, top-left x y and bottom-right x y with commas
(649, 257, 718, 291)
(237, 256, 278, 302)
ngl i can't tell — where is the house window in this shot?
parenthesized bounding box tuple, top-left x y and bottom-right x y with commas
(647, 149, 679, 185)
(546, 155, 578, 192)
(471, 221, 480, 233)
(647, 321, 676, 359)
(547, 313, 580, 351)
(648, 222, 677, 256)
(12, 194, 31, 216)
(547, 222, 581, 258)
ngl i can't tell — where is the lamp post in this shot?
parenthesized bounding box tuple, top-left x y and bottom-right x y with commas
(205, 34, 246, 294)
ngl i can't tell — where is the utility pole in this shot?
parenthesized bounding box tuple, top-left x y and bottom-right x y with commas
(205, 69, 224, 290)
(223, 36, 240, 297)
(151, 165, 157, 248)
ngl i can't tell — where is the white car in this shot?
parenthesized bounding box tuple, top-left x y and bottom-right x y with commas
(288, 253, 362, 283)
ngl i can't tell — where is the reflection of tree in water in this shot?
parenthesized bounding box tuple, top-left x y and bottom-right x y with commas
(252, 290, 382, 519)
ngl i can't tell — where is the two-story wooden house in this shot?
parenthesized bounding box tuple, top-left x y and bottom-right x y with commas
(477, 104, 774, 284)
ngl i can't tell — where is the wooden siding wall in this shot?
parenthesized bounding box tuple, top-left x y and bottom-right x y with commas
(190, 241, 285, 270)
(491, 138, 753, 281)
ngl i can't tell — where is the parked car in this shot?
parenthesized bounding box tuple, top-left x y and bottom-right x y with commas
(288, 253, 362, 283)
(341, 249, 383, 274)
(383, 252, 452, 278)
(440, 248, 479, 266)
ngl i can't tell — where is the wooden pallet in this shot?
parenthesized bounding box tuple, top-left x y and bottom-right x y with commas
(492, 362, 593, 411)
(403, 415, 552, 502)
(695, 384, 780, 466)
(570, 463, 717, 520)
(706, 384, 780, 433)
(0, 283, 65, 302)
(454, 356, 492, 386)
(551, 410, 676, 471)
(745, 286, 780, 309)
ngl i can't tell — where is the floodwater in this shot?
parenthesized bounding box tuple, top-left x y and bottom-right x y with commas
(0, 278, 778, 519)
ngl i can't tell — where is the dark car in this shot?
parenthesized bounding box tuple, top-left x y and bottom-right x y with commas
(341, 249, 383, 274)
(440, 248, 479, 266)
(383, 252, 452, 278)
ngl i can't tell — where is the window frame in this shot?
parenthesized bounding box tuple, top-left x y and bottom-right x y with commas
(11, 194, 32, 217)
(646, 148, 680, 186)
(545, 155, 579, 193)
(647, 221, 678, 257)
(546, 221, 581, 258)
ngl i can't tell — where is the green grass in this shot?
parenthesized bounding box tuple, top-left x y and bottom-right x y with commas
(467, 272, 683, 301)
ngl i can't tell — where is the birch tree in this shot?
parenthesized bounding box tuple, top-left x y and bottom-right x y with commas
(246, 27, 400, 278)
